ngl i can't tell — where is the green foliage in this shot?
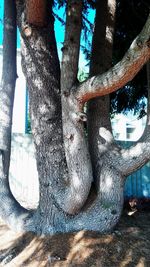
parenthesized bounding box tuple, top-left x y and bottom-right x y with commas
(111, 0, 149, 115)
(74, 0, 149, 115)
(78, 69, 89, 82)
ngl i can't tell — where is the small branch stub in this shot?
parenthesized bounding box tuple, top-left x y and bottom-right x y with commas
(137, 39, 143, 49)
(23, 25, 32, 37)
(66, 133, 74, 141)
(76, 112, 87, 122)
(26, 0, 47, 27)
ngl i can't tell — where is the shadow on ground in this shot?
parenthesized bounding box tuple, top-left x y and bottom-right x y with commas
(0, 211, 150, 267)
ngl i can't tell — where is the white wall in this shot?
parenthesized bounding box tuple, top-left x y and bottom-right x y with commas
(12, 50, 27, 133)
(0, 47, 27, 133)
(10, 134, 39, 210)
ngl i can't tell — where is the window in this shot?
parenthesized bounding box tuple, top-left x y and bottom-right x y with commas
(126, 127, 135, 140)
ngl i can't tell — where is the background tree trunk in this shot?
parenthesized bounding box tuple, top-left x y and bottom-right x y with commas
(0, 0, 17, 170)
(88, 0, 116, 185)
(0, 0, 33, 232)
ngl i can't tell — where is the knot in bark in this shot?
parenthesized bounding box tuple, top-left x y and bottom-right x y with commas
(22, 25, 32, 37)
(72, 112, 87, 122)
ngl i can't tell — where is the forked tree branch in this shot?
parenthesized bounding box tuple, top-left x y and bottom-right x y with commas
(75, 13, 150, 105)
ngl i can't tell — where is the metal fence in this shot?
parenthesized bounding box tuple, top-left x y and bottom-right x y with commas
(9, 135, 150, 210)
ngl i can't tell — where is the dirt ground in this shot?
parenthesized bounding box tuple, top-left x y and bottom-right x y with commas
(0, 207, 150, 267)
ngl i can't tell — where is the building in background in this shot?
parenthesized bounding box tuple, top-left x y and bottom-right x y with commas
(111, 113, 146, 142)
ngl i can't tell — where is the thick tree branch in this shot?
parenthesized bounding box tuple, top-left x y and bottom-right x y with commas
(61, 0, 82, 91)
(75, 13, 150, 105)
(89, 0, 116, 76)
(146, 59, 150, 124)
(0, 0, 34, 231)
(87, 0, 116, 185)
(60, 0, 93, 214)
(106, 138, 149, 177)
(113, 60, 150, 177)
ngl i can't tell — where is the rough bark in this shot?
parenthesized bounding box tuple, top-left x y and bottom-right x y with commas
(61, 0, 93, 214)
(26, 0, 47, 27)
(2, 1, 150, 235)
(0, 0, 33, 231)
(16, 0, 69, 233)
(14, 0, 123, 233)
(87, 0, 116, 185)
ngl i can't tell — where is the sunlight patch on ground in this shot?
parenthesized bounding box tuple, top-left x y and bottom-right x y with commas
(0, 211, 149, 267)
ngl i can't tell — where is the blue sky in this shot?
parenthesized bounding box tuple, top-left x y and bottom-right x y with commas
(0, 1, 95, 68)
(0, 1, 4, 46)
(0, 1, 21, 47)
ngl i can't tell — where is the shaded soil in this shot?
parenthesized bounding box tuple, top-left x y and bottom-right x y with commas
(0, 210, 150, 267)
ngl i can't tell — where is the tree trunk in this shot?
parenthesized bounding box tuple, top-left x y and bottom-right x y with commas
(14, 0, 124, 234)
(1, 1, 150, 234)
(16, 1, 69, 233)
(88, 0, 117, 185)
(0, 0, 29, 231)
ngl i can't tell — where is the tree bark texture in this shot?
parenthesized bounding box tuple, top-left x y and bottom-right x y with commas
(26, 0, 47, 27)
(87, 0, 116, 185)
(61, 0, 93, 214)
(0, 0, 34, 232)
(75, 13, 150, 103)
(1, 1, 150, 234)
